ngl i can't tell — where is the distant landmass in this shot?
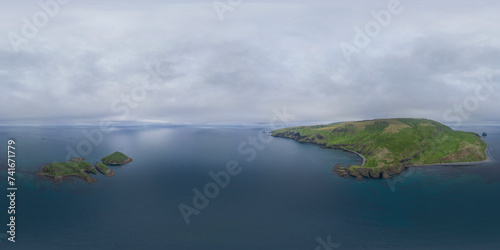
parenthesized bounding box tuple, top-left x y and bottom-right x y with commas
(272, 118, 489, 180)
(37, 152, 132, 184)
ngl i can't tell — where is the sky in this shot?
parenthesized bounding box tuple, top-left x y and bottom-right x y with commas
(1, 0, 499, 125)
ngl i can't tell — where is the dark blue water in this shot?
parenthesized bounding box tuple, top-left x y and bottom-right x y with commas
(0, 125, 499, 250)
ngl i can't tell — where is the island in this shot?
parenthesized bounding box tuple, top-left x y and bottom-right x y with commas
(37, 152, 133, 184)
(272, 118, 489, 180)
(95, 162, 115, 177)
(101, 151, 133, 165)
(37, 158, 98, 184)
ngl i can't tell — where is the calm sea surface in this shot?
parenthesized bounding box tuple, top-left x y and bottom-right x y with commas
(0, 125, 499, 250)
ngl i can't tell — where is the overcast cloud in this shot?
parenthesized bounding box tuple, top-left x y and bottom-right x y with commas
(1, 0, 499, 125)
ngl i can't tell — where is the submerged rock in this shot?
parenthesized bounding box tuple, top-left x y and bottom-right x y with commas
(332, 164, 349, 178)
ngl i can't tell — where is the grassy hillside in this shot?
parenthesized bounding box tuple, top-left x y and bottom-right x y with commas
(101, 151, 133, 165)
(272, 118, 488, 179)
(38, 161, 98, 183)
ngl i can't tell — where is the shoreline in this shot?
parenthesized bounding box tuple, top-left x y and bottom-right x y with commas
(327, 141, 491, 169)
(274, 134, 491, 180)
(101, 157, 133, 165)
(410, 144, 492, 167)
(37, 172, 97, 184)
(36, 163, 98, 184)
(326, 147, 366, 166)
(95, 163, 116, 177)
(331, 143, 492, 180)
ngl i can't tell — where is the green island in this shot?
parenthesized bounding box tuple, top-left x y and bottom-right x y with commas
(272, 118, 489, 180)
(95, 162, 115, 177)
(101, 151, 133, 165)
(37, 152, 132, 184)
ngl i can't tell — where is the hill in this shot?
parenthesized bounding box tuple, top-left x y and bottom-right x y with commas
(37, 160, 98, 184)
(101, 151, 133, 165)
(272, 118, 488, 180)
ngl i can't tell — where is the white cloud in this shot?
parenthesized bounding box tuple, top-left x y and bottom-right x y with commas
(1, 0, 499, 124)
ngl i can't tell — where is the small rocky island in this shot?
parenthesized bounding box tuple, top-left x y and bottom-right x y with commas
(272, 118, 489, 180)
(101, 151, 133, 165)
(37, 152, 132, 184)
(95, 162, 115, 177)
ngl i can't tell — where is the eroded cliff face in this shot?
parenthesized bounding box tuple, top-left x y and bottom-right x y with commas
(272, 130, 325, 144)
(273, 130, 374, 157)
(331, 164, 407, 180)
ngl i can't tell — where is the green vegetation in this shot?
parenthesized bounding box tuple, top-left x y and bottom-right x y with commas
(101, 151, 133, 165)
(95, 162, 115, 177)
(37, 160, 98, 184)
(38, 152, 132, 184)
(272, 118, 488, 179)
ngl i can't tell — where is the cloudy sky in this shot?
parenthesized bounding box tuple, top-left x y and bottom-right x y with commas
(1, 0, 499, 125)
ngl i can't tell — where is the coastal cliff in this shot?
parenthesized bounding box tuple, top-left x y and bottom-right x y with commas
(272, 118, 488, 180)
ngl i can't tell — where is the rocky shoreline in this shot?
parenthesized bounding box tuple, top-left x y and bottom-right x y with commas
(95, 162, 115, 177)
(413, 144, 492, 167)
(274, 132, 491, 181)
(272, 131, 407, 180)
(333, 152, 492, 181)
(101, 157, 133, 165)
(37, 172, 97, 185)
(331, 164, 409, 180)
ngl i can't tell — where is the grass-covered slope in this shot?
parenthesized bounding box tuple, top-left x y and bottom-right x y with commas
(101, 151, 133, 165)
(272, 118, 488, 179)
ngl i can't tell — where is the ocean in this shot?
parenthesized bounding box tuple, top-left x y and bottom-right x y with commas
(0, 124, 499, 250)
